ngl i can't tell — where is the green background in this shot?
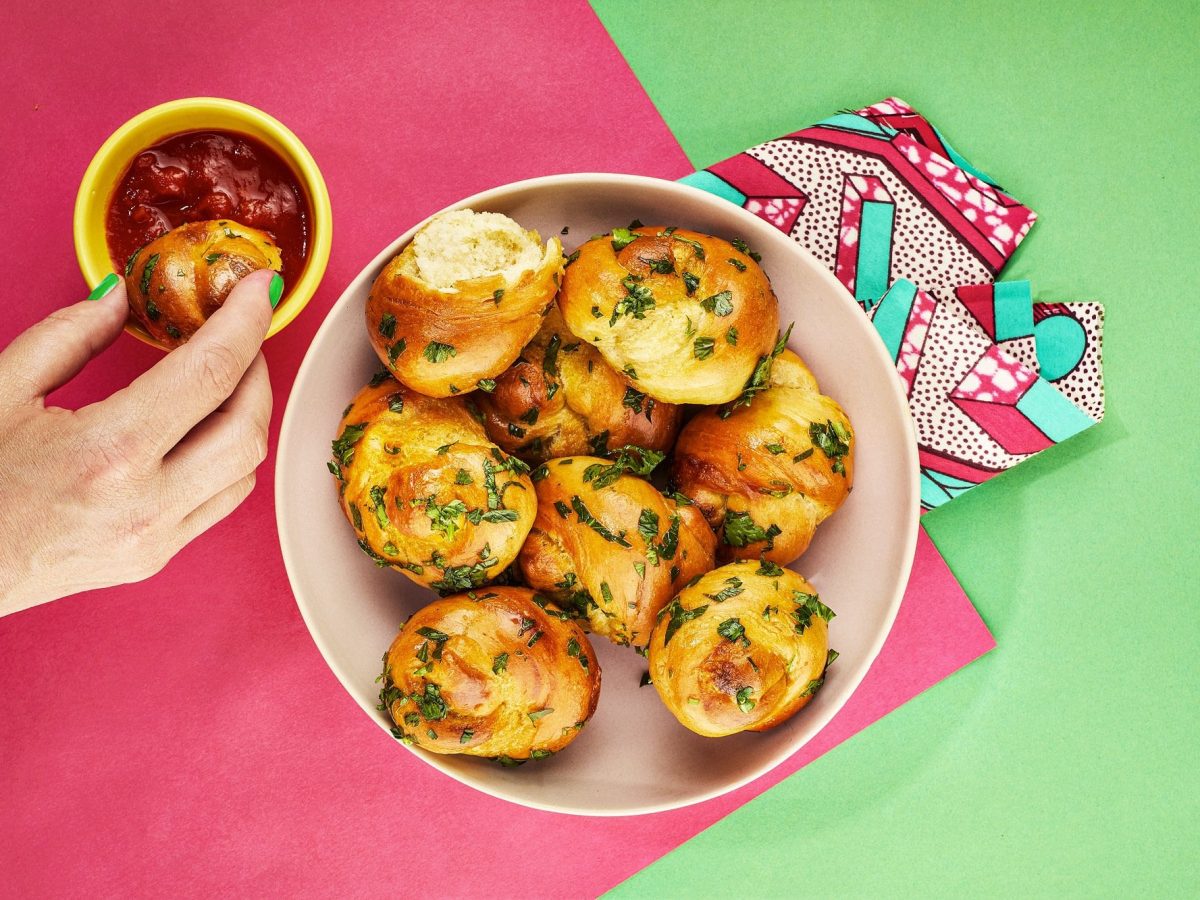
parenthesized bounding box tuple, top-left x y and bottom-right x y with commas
(593, 0, 1199, 894)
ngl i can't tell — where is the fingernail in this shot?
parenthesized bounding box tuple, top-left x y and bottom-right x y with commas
(87, 272, 120, 301)
(268, 272, 285, 309)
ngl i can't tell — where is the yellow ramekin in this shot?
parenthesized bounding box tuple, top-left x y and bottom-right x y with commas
(74, 97, 332, 350)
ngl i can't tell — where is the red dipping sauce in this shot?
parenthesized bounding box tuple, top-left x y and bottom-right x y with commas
(106, 130, 311, 283)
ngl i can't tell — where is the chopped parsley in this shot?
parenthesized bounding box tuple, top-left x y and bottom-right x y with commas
(369, 485, 390, 528)
(610, 227, 638, 251)
(731, 237, 761, 261)
(735, 686, 756, 713)
(659, 598, 709, 645)
(717, 617, 750, 647)
(379, 313, 396, 339)
(792, 592, 836, 634)
(423, 341, 457, 364)
(424, 496, 467, 539)
(728, 258, 747, 271)
(542, 334, 561, 378)
(571, 495, 632, 547)
(693, 337, 715, 360)
(414, 683, 448, 721)
(331, 423, 367, 467)
(705, 577, 745, 603)
(722, 510, 781, 549)
(609, 275, 656, 326)
(719, 323, 794, 419)
(809, 419, 852, 476)
(682, 271, 700, 295)
(139, 253, 160, 296)
(388, 338, 407, 364)
(756, 559, 785, 577)
(477, 378, 497, 392)
(582, 445, 665, 489)
(492, 652, 509, 674)
(700, 290, 734, 316)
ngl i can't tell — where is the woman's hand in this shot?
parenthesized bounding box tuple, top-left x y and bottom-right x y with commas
(0, 270, 276, 616)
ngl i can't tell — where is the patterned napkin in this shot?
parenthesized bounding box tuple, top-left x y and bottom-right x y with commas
(681, 97, 1104, 508)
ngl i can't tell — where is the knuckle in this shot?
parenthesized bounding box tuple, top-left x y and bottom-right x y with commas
(192, 342, 245, 397)
(77, 426, 150, 492)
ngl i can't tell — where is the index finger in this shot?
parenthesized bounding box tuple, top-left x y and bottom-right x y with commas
(102, 269, 277, 455)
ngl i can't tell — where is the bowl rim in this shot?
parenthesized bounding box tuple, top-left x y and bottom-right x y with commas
(72, 96, 333, 350)
(275, 172, 920, 816)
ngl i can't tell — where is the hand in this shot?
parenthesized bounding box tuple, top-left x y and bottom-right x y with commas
(0, 270, 276, 616)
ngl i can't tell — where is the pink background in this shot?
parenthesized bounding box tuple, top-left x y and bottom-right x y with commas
(0, 2, 993, 895)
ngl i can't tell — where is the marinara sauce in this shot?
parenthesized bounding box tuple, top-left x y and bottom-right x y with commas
(106, 131, 310, 283)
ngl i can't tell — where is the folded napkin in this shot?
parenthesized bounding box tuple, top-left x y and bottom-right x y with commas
(682, 97, 1104, 508)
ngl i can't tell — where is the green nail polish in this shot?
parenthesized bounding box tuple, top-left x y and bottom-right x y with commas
(87, 272, 120, 301)
(268, 272, 285, 309)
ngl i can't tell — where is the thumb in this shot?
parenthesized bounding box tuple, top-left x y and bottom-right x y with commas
(0, 273, 129, 407)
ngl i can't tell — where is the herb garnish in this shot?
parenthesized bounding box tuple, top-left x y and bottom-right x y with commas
(722, 510, 781, 549)
(610, 227, 638, 251)
(694, 337, 715, 360)
(369, 485, 390, 528)
(477, 378, 496, 392)
(809, 419, 852, 476)
(682, 271, 700, 295)
(659, 598, 709, 645)
(718, 617, 750, 647)
(610, 276, 655, 326)
(582, 445, 665, 489)
(735, 686, 756, 713)
(571, 495, 632, 547)
(492, 653, 509, 674)
(331, 423, 367, 467)
(379, 313, 396, 339)
(731, 238, 761, 261)
(423, 341, 456, 363)
(414, 683, 448, 721)
(139, 253, 159, 295)
(792, 592, 836, 634)
(706, 577, 745, 602)
(719, 323, 794, 418)
(700, 291, 734, 316)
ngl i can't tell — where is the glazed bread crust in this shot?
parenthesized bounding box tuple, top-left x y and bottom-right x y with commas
(671, 350, 854, 566)
(647, 561, 833, 737)
(517, 456, 716, 649)
(365, 211, 564, 398)
(557, 227, 779, 404)
(381, 587, 601, 760)
(124, 219, 282, 347)
(329, 374, 536, 592)
(476, 305, 682, 463)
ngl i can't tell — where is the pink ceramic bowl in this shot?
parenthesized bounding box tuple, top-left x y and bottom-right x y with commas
(275, 173, 918, 816)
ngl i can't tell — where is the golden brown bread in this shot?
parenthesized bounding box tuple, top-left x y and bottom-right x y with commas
(365, 210, 564, 398)
(671, 348, 854, 566)
(380, 587, 601, 760)
(647, 561, 836, 737)
(124, 219, 282, 347)
(330, 373, 536, 592)
(475, 304, 682, 463)
(517, 453, 717, 649)
(557, 226, 780, 404)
